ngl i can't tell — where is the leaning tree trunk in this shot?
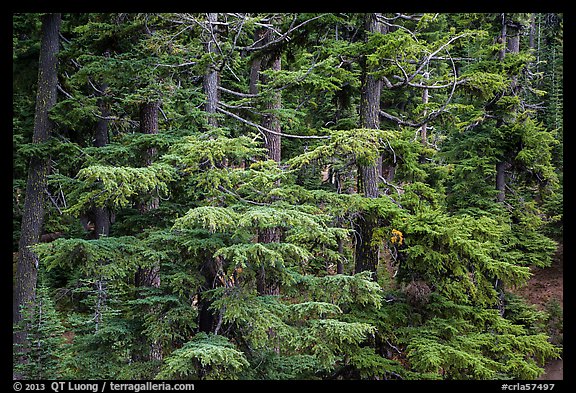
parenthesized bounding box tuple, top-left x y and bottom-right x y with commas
(354, 13, 386, 278)
(13, 14, 61, 359)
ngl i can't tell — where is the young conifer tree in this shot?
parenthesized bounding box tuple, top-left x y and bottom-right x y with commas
(15, 12, 562, 380)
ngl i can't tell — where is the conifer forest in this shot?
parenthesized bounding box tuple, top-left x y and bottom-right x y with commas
(13, 12, 564, 382)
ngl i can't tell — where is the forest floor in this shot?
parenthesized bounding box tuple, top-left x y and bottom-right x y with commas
(512, 243, 564, 380)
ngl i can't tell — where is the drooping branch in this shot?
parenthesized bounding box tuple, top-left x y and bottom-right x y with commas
(217, 107, 331, 140)
(217, 85, 259, 98)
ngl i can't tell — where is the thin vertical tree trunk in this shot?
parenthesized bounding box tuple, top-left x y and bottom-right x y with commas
(420, 71, 430, 146)
(92, 83, 112, 333)
(496, 15, 520, 204)
(13, 14, 61, 357)
(204, 13, 220, 128)
(529, 14, 536, 50)
(498, 13, 508, 62)
(93, 82, 112, 238)
(495, 15, 522, 315)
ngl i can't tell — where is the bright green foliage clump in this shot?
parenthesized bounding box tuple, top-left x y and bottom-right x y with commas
(13, 12, 562, 381)
(157, 333, 250, 380)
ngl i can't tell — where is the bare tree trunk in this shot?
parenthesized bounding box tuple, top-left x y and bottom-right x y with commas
(529, 13, 536, 50)
(249, 28, 267, 95)
(420, 72, 430, 146)
(496, 160, 511, 203)
(13, 14, 61, 359)
(262, 51, 282, 163)
(204, 13, 220, 128)
(250, 25, 283, 162)
(498, 14, 507, 61)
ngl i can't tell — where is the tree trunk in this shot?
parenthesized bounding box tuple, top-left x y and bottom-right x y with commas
(250, 22, 283, 295)
(495, 14, 522, 314)
(249, 28, 267, 95)
(495, 16, 520, 204)
(261, 51, 282, 163)
(203, 13, 220, 128)
(358, 13, 385, 199)
(93, 83, 112, 239)
(13, 13, 61, 354)
(354, 13, 386, 278)
(529, 13, 536, 50)
(134, 100, 162, 361)
(250, 26, 282, 163)
(92, 83, 112, 333)
(198, 255, 223, 333)
(496, 160, 510, 203)
(420, 72, 430, 146)
(139, 101, 160, 166)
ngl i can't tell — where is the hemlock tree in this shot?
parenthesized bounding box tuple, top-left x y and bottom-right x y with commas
(13, 13, 61, 378)
(353, 13, 386, 277)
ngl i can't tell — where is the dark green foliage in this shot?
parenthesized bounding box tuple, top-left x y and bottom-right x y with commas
(13, 283, 67, 379)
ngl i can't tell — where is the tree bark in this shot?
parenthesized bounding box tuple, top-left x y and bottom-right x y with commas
(249, 28, 267, 96)
(495, 14, 522, 315)
(93, 83, 112, 238)
(250, 21, 283, 295)
(134, 100, 162, 361)
(495, 15, 520, 204)
(198, 255, 223, 333)
(92, 83, 112, 333)
(203, 13, 220, 128)
(496, 160, 511, 203)
(250, 26, 283, 163)
(262, 52, 282, 163)
(354, 13, 386, 278)
(420, 72, 430, 146)
(13, 13, 61, 353)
